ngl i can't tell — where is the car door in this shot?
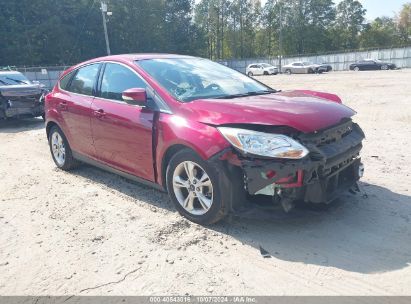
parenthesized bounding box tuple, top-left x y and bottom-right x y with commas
(58, 63, 101, 157)
(90, 62, 155, 181)
(292, 63, 304, 74)
(361, 61, 373, 70)
(248, 65, 256, 74)
(255, 65, 264, 75)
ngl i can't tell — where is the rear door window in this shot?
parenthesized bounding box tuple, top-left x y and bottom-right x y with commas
(66, 64, 101, 96)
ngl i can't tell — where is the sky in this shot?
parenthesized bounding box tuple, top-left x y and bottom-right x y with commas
(339, 0, 409, 20)
(258, 0, 410, 20)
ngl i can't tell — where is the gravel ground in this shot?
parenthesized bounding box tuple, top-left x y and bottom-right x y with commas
(0, 70, 410, 295)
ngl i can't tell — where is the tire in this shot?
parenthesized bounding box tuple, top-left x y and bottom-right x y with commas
(263, 71, 269, 75)
(381, 65, 388, 70)
(308, 68, 314, 74)
(354, 66, 360, 72)
(166, 149, 228, 225)
(247, 72, 253, 77)
(48, 125, 79, 170)
(285, 69, 291, 75)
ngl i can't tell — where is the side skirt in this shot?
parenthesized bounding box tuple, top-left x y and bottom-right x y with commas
(72, 151, 166, 192)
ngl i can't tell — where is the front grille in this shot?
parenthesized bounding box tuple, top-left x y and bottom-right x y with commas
(298, 119, 365, 177)
(299, 119, 355, 146)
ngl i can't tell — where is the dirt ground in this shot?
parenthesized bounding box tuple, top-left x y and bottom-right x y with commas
(0, 70, 411, 296)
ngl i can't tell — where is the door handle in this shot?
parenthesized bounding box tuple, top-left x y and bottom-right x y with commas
(93, 109, 106, 118)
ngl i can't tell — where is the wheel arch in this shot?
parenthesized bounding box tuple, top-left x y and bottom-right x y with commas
(46, 120, 60, 139)
(160, 144, 198, 191)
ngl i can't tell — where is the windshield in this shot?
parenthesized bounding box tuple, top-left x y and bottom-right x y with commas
(302, 62, 311, 66)
(0, 73, 30, 85)
(261, 63, 272, 68)
(136, 58, 273, 102)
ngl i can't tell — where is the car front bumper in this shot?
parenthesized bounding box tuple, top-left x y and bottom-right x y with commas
(0, 94, 44, 119)
(217, 120, 365, 206)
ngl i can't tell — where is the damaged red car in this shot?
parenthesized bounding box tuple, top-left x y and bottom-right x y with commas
(45, 54, 365, 224)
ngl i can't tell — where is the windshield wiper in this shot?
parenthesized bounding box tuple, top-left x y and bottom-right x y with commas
(215, 89, 276, 99)
(6, 77, 29, 84)
(0, 79, 11, 85)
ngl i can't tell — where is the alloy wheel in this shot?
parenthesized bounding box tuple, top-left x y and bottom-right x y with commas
(172, 161, 213, 215)
(51, 131, 66, 166)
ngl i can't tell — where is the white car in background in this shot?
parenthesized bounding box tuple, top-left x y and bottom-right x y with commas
(246, 63, 278, 76)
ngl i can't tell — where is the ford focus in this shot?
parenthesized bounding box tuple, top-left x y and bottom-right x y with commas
(45, 54, 365, 224)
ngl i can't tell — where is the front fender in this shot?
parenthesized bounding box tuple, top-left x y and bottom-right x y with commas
(296, 90, 342, 104)
(155, 113, 230, 186)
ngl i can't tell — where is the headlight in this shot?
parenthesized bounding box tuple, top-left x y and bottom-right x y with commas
(217, 127, 309, 159)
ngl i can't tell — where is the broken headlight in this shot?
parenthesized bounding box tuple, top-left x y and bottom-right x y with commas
(217, 127, 309, 159)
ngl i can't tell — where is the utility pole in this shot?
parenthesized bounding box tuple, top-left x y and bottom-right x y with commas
(278, 1, 283, 72)
(100, 1, 111, 55)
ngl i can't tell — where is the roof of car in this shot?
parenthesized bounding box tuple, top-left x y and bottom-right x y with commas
(89, 53, 195, 62)
(64, 53, 198, 73)
(0, 71, 22, 74)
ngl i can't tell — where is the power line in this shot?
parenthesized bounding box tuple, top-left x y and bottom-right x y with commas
(67, 0, 97, 65)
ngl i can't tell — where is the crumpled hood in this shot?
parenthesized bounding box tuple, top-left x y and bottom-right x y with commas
(177, 90, 356, 133)
(0, 84, 44, 97)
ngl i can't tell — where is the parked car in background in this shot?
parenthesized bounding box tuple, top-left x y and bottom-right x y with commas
(246, 63, 278, 76)
(282, 62, 326, 74)
(45, 54, 365, 225)
(0, 70, 47, 120)
(349, 59, 397, 71)
(319, 63, 333, 72)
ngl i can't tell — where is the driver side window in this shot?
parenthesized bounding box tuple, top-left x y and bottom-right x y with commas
(100, 63, 146, 101)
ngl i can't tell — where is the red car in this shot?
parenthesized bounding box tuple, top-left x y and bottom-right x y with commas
(45, 54, 365, 224)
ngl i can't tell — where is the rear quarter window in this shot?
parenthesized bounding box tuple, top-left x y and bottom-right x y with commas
(59, 71, 75, 90)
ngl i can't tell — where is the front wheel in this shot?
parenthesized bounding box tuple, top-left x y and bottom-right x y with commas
(354, 66, 360, 72)
(285, 69, 292, 75)
(381, 65, 388, 70)
(166, 149, 228, 225)
(247, 71, 253, 77)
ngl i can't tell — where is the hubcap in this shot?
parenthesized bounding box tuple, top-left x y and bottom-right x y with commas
(51, 131, 66, 166)
(172, 161, 213, 215)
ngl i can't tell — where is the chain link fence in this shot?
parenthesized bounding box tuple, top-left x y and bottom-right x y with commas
(15, 65, 70, 89)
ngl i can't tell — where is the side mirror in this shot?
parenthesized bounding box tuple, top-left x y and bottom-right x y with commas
(122, 88, 147, 106)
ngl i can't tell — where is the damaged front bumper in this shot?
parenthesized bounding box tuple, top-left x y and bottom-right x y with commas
(220, 119, 365, 207)
(0, 93, 45, 119)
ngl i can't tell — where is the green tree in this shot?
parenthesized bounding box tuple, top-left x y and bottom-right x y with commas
(360, 17, 400, 48)
(397, 3, 411, 44)
(332, 0, 366, 49)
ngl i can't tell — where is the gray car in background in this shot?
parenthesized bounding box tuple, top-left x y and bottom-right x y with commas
(0, 71, 47, 120)
(282, 62, 327, 74)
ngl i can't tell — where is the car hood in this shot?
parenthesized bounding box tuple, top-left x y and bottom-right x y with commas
(0, 84, 44, 97)
(177, 90, 356, 133)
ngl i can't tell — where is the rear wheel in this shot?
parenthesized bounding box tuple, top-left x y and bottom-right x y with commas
(381, 65, 388, 70)
(48, 126, 79, 170)
(354, 66, 360, 72)
(247, 71, 253, 77)
(166, 149, 228, 225)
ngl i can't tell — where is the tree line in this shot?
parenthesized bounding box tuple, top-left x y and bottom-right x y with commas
(1, 0, 410, 66)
